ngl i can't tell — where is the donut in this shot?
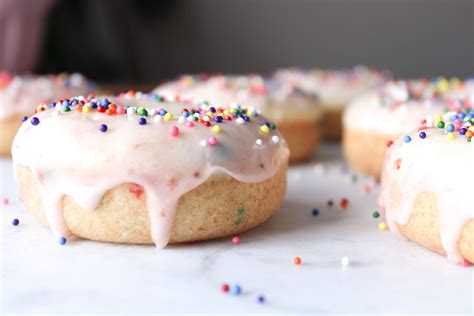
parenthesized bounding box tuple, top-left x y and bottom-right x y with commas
(0, 72, 94, 156)
(276, 66, 388, 140)
(342, 78, 473, 179)
(11, 91, 289, 247)
(378, 107, 474, 263)
(154, 74, 322, 163)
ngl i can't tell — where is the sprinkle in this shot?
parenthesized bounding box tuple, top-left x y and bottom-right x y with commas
(200, 140, 207, 147)
(126, 107, 136, 115)
(31, 117, 40, 126)
(232, 236, 240, 244)
(236, 117, 245, 124)
(212, 125, 222, 134)
(229, 284, 241, 295)
(138, 117, 147, 125)
(327, 200, 334, 207)
(447, 132, 455, 140)
(255, 139, 263, 146)
(339, 198, 349, 209)
(386, 140, 393, 147)
(260, 125, 270, 133)
(340, 256, 350, 267)
(208, 136, 218, 146)
(271, 135, 280, 143)
(403, 135, 412, 143)
(378, 222, 388, 230)
(2, 197, 9, 205)
(221, 283, 230, 293)
(312, 208, 319, 216)
(437, 121, 445, 129)
(169, 125, 180, 137)
(137, 108, 148, 116)
(419, 131, 426, 139)
(99, 124, 108, 133)
(372, 211, 380, 218)
(461, 259, 471, 267)
(164, 112, 173, 122)
(12, 218, 19, 226)
(257, 295, 265, 304)
(58, 236, 67, 245)
(21, 116, 28, 122)
(293, 257, 302, 265)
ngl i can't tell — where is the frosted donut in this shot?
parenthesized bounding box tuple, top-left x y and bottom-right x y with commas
(0, 72, 94, 156)
(342, 78, 473, 179)
(11, 91, 289, 247)
(276, 66, 389, 140)
(155, 74, 323, 163)
(378, 108, 474, 263)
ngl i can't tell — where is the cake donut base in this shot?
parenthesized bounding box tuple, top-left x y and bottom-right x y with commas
(342, 127, 394, 180)
(0, 115, 23, 156)
(383, 189, 473, 263)
(321, 106, 343, 140)
(278, 120, 321, 163)
(16, 164, 287, 244)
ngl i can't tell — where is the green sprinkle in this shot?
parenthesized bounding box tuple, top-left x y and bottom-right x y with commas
(372, 211, 380, 218)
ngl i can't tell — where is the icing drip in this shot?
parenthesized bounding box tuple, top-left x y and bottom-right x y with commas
(0, 72, 93, 120)
(378, 109, 474, 262)
(12, 93, 289, 248)
(155, 74, 322, 123)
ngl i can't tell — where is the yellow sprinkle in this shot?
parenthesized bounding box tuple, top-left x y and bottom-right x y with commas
(223, 109, 229, 115)
(378, 222, 387, 231)
(437, 77, 449, 92)
(260, 125, 270, 133)
(164, 112, 173, 122)
(206, 111, 214, 118)
(447, 132, 455, 140)
(434, 115, 442, 123)
(82, 105, 92, 113)
(212, 125, 221, 134)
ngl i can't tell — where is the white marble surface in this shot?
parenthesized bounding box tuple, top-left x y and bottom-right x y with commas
(1, 144, 472, 314)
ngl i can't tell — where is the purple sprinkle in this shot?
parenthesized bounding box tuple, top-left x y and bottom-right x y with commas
(21, 116, 28, 122)
(31, 117, 40, 126)
(99, 124, 108, 133)
(12, 218, 19, 226)
(138, 117, 147, 125)
(257, 295, 265, 304)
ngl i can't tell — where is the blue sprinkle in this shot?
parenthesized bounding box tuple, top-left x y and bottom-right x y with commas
(460, 128, 467, 135)
(209, 107, 216, 113)
(446, 124, 455, 132)
(403, 135, 412, 143)
(214, 116, 223, 123)
(182, 111, 190, 118)
(243, 116, 250, 122)
(58, 236, 68, 245)
(229, 284, 241, 295)
(419, 131, 426, 139)
(160, 109, 167, 116)
(12, 218, 19, 226)
(312, 208, 320, 216)
(138, 117, 147, 125)
(257, 295, 265, 304)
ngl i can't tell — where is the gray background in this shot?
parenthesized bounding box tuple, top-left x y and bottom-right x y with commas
(39, 0, 473, 81)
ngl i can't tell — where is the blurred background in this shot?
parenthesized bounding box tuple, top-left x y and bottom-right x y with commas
(1, 0, 472, 84)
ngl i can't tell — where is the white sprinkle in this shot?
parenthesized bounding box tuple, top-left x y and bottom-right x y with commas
(271, 135, 280, 143)
(256, 139, 263, 146)
(200, 140, 207, 147)
(127, 107, 136, 115)
(153, 115, 162, 123)
(202, 115, 210, 122)
(236, 117, 245, 125)
(148, 108, 157, 116)
(341, 256, 350, 267)
(178, 116, 186, 123)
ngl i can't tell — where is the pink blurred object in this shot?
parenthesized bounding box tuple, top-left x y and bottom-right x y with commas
(0, 0, 54, 73)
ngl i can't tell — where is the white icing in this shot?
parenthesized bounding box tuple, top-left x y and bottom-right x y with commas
(378, 120, 473, 263)
(154, 75, 322, 123)
(276, 66, 389, 107)
(11, 95, 289, 248)
(0, 73, 93, 120)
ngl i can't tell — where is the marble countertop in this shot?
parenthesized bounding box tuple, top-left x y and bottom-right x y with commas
(1, 144, 472, 314)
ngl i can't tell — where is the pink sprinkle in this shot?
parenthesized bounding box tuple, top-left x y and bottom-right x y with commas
(169, 125, 180, 137)
(461, 259, 471, 266)
(116, 106, 126, 114)
(2, 197, 9, 205)
(232, 236, 240, 244)
(186, 121, 195, 128)
(208, 136, 218, 146)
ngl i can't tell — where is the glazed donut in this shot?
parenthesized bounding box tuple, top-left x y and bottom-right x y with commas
(276, 66, 388, 140)
(12, 91, 289, 247)
(342, 78, 473, 179)
(155, 74, 322, 163)
(378, 107, 474, 263)
(0, 72, 94, 156)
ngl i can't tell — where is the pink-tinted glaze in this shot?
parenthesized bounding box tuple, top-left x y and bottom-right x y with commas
(12, 94, 289, 248)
